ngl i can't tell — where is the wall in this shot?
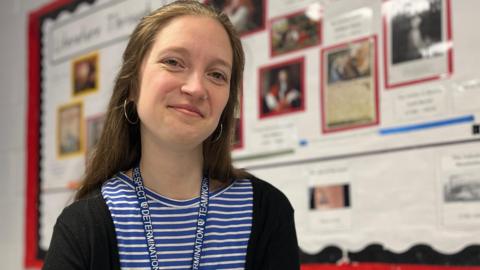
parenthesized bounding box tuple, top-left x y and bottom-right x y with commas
(2, 0, 480, 269)
(0, 1, 50, 269)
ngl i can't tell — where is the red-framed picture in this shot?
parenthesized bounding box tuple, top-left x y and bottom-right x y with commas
(383, 0, 453, 89)
(206, 0, 266, 37)
(269, 9, 322, 57)
(320, 36, 380, 133)
(258, 57, 305, 119)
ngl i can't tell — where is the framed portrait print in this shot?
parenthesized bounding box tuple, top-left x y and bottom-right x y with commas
(383, 0, 453, 89)
(207, 0, 266, 36)
(71, 51, 99, 96)
(270, 9, 322, 57)
(57, 101, 84, 158)
(258, 57, 305, 119)
(321, 36, 379, 133)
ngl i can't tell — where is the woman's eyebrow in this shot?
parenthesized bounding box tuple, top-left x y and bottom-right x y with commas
(210, 58, 232, 72)
(155, 46, 190, 58)
(156, 46, 232, 70)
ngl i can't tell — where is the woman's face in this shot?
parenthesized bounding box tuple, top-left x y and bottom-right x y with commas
(137, 15, 233, 151)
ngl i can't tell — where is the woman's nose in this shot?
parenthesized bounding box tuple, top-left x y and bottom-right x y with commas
(180, 72, 208, 100)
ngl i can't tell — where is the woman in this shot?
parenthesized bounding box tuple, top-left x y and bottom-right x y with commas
(43, 1, 299, 269)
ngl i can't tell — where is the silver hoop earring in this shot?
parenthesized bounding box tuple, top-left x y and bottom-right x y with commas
(212, 123, 223, 143)
(124, 99, 139, 125)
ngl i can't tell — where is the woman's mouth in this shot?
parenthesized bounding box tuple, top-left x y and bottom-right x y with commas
(168, 104, 204, 118)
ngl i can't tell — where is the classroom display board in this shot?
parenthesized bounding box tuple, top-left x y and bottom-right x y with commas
(26, 0, 480, 268)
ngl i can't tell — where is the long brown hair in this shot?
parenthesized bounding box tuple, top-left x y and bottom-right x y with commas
(76, 0, 247, 200)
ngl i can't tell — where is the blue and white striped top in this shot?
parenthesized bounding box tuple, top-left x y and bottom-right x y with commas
(101, 173, 253, 270)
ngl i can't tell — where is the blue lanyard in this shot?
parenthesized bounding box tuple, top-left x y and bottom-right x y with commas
(132, 165, 210, 270)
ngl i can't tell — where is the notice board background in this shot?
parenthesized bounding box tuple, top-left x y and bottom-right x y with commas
(26, 0, 480, 268)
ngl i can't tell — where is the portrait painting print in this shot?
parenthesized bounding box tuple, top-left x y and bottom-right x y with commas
(207, 0, 265, 36)
(383, 0, 452, 88)
(57, 101, 83, 158)
(270, 10, 321, 56)
(321, 36, 379, 133)
(72, 52, 99, 96)
(259, 58, 305, 118)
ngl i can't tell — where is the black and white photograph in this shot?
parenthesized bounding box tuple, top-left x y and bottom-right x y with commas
(384, 0, 452, 88)
(391, 0, 443, 64)
(444, 172, 480, 203)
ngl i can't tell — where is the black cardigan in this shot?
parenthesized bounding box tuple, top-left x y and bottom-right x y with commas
(42, 177, 300, 270)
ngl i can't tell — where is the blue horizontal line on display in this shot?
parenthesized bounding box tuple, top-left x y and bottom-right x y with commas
(379, 115, 474, 135)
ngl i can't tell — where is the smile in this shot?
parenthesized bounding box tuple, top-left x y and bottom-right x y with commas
(168, 104, 204, 118)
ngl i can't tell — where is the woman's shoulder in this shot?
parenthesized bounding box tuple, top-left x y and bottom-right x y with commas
(57, 189, 110, 228)
(46, 189, 119, 270)
(241, 175, 294, 212)
(246, 175, 287, 196)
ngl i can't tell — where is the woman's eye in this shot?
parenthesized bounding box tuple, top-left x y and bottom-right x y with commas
(162, 58, 182, 68)
(210, 72, 227, 82)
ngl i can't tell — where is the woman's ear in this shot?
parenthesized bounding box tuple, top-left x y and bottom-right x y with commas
(128, 85, 140, 104)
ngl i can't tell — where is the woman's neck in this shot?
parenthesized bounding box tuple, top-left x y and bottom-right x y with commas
(138, 140, 205, 200)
